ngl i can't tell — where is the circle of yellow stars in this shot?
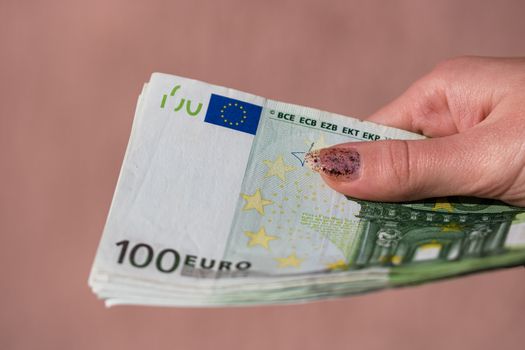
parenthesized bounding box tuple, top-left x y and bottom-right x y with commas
(220, 102, 247, 126)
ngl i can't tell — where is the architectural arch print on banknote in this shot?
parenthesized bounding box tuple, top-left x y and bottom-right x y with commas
(350, 198, 524, 269)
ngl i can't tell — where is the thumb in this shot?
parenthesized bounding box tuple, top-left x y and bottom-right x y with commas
(305, 134, 487, 202)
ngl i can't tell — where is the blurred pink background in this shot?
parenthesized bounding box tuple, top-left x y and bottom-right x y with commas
(1, 0, 524, 349)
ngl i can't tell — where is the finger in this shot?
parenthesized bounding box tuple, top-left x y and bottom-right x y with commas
(366, 92, 416, 131)
(365, 75, 459, 138)
(305, 133, 489, 202)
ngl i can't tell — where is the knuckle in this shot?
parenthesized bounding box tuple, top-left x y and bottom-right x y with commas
(433, 56, 474, 73)
(381, 140, 416, 196)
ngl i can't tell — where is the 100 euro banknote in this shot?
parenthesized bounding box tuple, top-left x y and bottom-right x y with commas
(89, 73, 525, 307)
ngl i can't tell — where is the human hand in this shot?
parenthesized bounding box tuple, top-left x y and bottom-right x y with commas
(306, 57, 525, 206)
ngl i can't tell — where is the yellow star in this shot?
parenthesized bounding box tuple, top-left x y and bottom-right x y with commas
(245, 227, 278, 249)
(241, 189, 273, 215)
(432, 199, 454, 212)
(275, 252, 304, 268)
(326, 260, 348, 271)
(263, 155, 296, 181)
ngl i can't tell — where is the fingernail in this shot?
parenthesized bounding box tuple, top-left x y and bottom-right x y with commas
(305, 147, 361, 181)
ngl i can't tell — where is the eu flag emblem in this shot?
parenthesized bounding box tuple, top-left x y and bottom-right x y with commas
(204, 94, 262, 135)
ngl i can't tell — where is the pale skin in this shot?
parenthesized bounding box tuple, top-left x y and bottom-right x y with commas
(320, 57, 525, 206)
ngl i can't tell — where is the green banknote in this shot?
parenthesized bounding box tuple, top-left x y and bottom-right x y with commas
(89, 73, 525, 307)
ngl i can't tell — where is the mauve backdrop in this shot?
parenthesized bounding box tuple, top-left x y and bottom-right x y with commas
(1, 1, 524, 349)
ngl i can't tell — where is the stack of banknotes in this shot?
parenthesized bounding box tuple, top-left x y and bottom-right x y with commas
(89, 73, 525, 307)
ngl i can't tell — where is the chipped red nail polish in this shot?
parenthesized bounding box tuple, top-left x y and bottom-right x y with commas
(305, 147, 361, 181)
